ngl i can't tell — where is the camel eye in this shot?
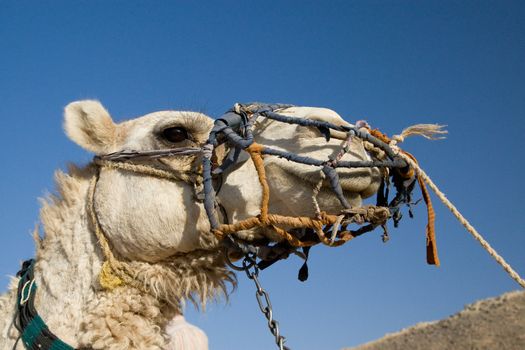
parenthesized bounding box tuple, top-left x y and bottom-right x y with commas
(162, 127, 188, 143)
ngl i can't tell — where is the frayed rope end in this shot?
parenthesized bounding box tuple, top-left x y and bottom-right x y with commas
(399, 124, 448, 141)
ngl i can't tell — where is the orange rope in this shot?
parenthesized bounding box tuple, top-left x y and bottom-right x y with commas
(404, 152, 440, 266)
(246, 143, 270, 224)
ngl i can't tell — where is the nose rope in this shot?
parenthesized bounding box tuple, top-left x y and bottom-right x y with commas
(93, 158, 196, 183)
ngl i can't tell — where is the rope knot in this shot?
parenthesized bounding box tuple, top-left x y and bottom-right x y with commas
(202, 144, 214, 159)
(392, 134, 405, 143)
(388, 140, 401, 155)
(355, 120, 370, 129)
(234, 103, 242, 114)
(246, 142, 265, 154)
(99, 261, 123, 290)
(324, 157, 338, 168)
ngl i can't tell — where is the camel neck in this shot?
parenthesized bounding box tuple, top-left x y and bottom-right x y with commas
(31, 167, 103, 347)
(26, 167, 180, 348)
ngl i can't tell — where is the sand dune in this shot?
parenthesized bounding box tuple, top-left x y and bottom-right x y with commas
(347, 290, 525, 350)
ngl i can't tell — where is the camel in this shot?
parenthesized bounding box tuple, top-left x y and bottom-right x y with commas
(0, 100, 381, 349)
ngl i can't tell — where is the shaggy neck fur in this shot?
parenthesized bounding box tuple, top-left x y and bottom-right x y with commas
(0, 165, 234, 350)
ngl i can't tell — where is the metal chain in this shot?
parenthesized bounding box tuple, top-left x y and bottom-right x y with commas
(242, 253, 290, 350)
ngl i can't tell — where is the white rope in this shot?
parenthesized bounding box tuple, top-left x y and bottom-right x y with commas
(19, 279, 35, 305)
(397, 152, 525, 289)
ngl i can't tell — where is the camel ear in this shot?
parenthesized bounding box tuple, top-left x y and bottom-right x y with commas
(64, 100, 116, 154)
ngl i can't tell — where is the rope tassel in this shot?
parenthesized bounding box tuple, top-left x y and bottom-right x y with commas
(394, 124, 448, 142)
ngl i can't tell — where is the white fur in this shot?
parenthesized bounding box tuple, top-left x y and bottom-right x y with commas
(165, 316, 208, 350)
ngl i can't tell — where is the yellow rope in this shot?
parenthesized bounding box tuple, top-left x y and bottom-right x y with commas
(87, 174, 126, 289)
(87, 161, 198, 291)
(397, 152, 525, 289)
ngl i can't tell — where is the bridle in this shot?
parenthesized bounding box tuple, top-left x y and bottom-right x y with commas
(88, 147, 214, 292)
(90, 102, 418, 265)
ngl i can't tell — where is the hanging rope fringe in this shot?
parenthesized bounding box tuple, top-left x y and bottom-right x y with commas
(397, 152, 525, 289)
(403, 152, 440, 266)
(369, 127, 441, 265)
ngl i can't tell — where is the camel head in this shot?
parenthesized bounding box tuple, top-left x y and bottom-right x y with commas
(63, 101, 384, 301)
(64, 100, 216, 262)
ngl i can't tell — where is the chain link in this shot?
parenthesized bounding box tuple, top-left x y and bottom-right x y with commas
(242, 253, 290, 350)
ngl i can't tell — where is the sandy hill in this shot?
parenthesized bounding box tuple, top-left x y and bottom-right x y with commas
(346, 290, 525, 350)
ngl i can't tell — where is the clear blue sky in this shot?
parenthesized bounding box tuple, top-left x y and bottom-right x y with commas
(1, 1, 524, 349)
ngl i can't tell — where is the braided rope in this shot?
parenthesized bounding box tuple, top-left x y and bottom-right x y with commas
(87, 174, 135, 289)
(94, 158, 194, 183)
(396, 151, 525, 289)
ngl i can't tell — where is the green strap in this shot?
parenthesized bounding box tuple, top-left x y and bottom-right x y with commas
(21, 315, 46, 348)
(16, 259, 76, 350)
(21, 315, 74, 350)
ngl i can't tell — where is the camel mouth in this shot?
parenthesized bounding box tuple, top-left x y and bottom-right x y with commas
(265, 143, 381, 198)
(283, 165, 378, 195)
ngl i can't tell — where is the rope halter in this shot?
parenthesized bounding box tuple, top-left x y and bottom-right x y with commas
(88, 102, 444, 290)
